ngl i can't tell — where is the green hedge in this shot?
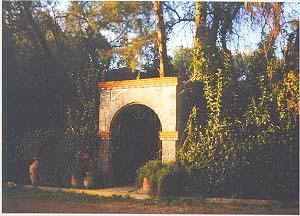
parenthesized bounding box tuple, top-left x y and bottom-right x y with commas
(157, 164, 186, 197)
(17, 129, 69, 186)
(184, 168, 209, 196)
(136, 160, 187, 197)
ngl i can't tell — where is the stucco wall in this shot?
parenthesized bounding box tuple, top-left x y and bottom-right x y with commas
(99, 85, 177, 133)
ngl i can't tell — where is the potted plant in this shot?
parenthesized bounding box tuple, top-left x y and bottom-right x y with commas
(70, 149, 88, 188)
(136, 160, 162, 194)
(70, 171, 82, 188)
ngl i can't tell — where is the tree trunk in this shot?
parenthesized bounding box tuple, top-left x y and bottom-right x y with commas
(154, 1, 167, 77)
(195, 2, 207, 51)
(192, 2, 207, 113)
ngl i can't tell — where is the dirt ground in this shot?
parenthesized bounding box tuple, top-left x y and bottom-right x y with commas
(2, 188, 299, 214)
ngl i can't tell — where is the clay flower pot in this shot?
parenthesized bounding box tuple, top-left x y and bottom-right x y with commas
(157, 177, 163, 195)
(71, 174, 81, 188)
(143, 177, 150, 193)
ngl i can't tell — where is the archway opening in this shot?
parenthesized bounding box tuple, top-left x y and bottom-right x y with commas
(110, 104, 162, 186)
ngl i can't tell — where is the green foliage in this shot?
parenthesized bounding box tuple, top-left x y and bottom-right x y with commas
(185, 168, 209, 196)
(136, 160, 163, 194)
(3, 0, 159, 184)
(136, 161, 187, 197)
(4, 187, 133, 203)
(180, 118, 245, 195)
(64, 55, 101, 174)
(179, 20, 240, 194)
(236, 40, 299, 199)
(180, 4, 299, 199)
(17, 129, 68, 186)
(17, 129, 56, 162)
(190, 38, 207, 83)
(96, 1, 157, 72)
(157, 163, 186, 197)
(173, 47, 193, 79)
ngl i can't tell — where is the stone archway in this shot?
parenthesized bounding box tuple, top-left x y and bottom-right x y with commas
(97, 77, 181, 186)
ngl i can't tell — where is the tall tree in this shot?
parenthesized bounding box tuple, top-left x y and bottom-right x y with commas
(154, 1, 167, 77)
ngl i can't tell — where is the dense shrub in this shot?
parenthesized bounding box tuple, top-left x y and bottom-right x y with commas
(179, 95, 299, 200)
(184, 168, 209, 196)
(17, 129, 68, 186)
(136, 160, 163, 194)
(136, 161, 188, 197)
(18, 130, 56, 162)
(157, 163, 186, 197)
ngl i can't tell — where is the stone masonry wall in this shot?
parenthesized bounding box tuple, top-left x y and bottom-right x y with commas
(98, 77, 179, 179)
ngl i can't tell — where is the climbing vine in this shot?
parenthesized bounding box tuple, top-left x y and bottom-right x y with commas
(179, 2, 298, 198)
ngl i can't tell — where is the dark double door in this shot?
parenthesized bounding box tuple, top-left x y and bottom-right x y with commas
(111, 105, 161, 186)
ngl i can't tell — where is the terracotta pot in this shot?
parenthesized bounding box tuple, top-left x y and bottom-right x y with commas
(143, 177, 150, 193)
(29, 160, 40, 186)
(83, 171, 94, 189)
(157, 177, 162, 195)
(71, 174, 81, 188)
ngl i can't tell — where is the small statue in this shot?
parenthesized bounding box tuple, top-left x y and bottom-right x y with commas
(29, 157, 40, 186)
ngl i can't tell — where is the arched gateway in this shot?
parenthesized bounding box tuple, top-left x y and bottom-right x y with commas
(97, 77, 181, 186)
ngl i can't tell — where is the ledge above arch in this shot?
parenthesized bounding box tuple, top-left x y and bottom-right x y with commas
(98, 77, 178, 90)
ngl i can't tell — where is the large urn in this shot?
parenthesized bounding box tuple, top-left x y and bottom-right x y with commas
(29, 159, 40, 186)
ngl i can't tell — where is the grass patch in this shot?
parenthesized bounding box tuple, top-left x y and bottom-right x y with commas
(3, 187, 205, 207)
(3, 187, 133, 203)
(3, 187, 298, 212)
(160, 196, 206, 206)
(140, 198, 159, 205)
(3, 187, 299, 215)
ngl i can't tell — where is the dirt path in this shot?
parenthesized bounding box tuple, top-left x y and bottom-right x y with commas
(3, 192, 298, 214)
